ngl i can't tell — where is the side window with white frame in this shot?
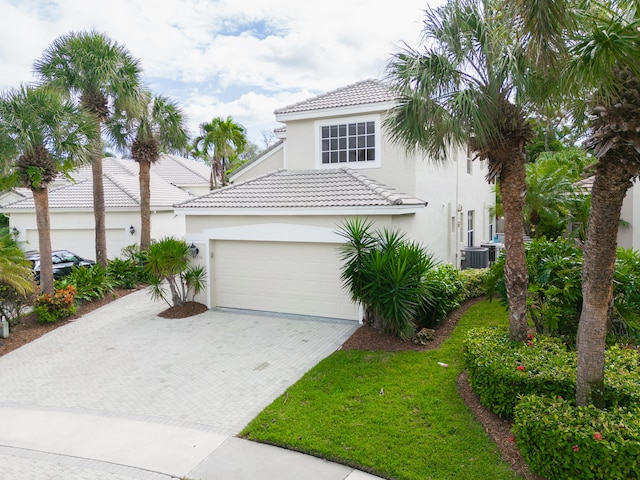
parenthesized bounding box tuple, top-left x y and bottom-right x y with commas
(467, 210, 475, 246)
(317, 116, 380, 168)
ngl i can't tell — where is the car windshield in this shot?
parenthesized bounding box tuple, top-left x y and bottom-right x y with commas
(58, 252, 80, 262)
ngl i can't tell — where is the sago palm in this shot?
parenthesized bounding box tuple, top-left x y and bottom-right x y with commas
(34, 30, 144, 267)
(385, 0, 556, 340)
(109, 92, 188, 250)
(0, 85, 96, 294)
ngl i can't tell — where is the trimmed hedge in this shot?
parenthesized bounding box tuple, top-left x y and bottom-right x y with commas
(514, 395, 640, 479)
(463, 328, 640, 417)
(459, 267, 490, 301)
(463, 328, 576, 417)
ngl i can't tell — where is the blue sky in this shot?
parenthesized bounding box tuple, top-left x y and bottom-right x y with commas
(0, 0, 441, 147)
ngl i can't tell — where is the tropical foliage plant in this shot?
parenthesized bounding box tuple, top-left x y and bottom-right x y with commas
(33, 285, 77, 323)
(55, 264, 113, 303)
(487, 239, 640, 342)
(337, 218, 437, 339)
(145, 237, 206, 307)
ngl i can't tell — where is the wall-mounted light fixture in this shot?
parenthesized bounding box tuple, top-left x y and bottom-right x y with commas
(129, 225, 135, 235)
(11, 227, 19, 237)
(189, 242, 199, 258)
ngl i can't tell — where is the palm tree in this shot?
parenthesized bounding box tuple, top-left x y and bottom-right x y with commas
(193, 116, 247, 188)
(0, 86, 96, 294)
(523, 149, 593, 239)
(385, 0, 553, 341)
(34, 30, 144, 267)
(109, 92, 188, 250)
(564, 1, 640, 407)
(0, 231, 35, 297)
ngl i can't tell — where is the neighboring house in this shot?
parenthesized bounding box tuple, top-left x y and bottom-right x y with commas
(0, 155, 210, 260)
(575, 176, 640, 250)
(175, 79, 495, 321)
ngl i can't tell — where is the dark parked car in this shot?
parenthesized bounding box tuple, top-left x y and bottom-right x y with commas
(25, 250, 95, 281)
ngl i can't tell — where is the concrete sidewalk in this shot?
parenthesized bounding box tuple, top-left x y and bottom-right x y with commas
(0, 289, 381, 480)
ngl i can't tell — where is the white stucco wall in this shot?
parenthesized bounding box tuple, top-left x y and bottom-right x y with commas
(9, 208, 185, 260)
(274, 111, 494, 265)
(231, 143, 285, 183)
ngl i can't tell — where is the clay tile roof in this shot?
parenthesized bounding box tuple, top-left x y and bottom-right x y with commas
(3, 172, 190, 210)
(274, 79, 396, 115)
(176, 168, 426, 210)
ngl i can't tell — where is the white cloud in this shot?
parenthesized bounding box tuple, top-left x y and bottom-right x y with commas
(0, 0, 440, 142)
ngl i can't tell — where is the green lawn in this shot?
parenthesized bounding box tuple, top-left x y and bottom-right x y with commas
(241, 300, 520, 480)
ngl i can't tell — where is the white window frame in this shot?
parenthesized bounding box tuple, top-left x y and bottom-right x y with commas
(315, 115, 381, 169)
(467, 210, 475, 247)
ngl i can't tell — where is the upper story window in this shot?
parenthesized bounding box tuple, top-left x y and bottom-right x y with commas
(316, 116, 381, 169)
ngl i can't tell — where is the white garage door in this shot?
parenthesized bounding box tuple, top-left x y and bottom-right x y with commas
(25, 228, 129, 260)
(213, 240, 360, 321)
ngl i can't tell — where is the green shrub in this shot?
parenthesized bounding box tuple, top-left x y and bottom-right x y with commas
(514, 395, 640, 479)
(463, 328, 576, 417)
(459, 267, 489, 300)
(337, 219, 437, 339)
(34, 285, 77, 323)
(146, 237, 207, 308)
(464, 328, 640, 417)
(416, 264, 463, 328)
(55, 264, 112, 302)
(486, 239, 640, 343)
(487, 239, 583, 338)
(612, 249, 640, 341)
(107, 257, 142, 289)
(0, 283, 35, 330)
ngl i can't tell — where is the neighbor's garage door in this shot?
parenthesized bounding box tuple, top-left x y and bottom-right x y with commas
(26, 228, 129, 260)
(212, 240, 359, 321)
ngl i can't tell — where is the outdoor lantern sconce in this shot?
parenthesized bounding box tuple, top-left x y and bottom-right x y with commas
(189, 242, 199, 258)
(129, 225, 135, 235)
(11, 227, 19, 237)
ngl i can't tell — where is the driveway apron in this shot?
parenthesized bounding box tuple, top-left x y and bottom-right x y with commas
(0, 289, 371, 479)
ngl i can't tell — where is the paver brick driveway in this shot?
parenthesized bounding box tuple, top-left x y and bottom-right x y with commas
(0, 289, 359, 478)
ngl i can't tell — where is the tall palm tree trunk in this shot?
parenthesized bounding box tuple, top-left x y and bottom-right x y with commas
(33, 188, 54, 295)
(499, 153, 529, 341)
(92, 155, 107, 267)
(139, 159, 151, 250)
(577, 154, 637, 407)
(88, 127, 108, 267)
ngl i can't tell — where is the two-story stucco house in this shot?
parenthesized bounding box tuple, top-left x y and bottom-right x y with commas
(175, 79, 495, 322)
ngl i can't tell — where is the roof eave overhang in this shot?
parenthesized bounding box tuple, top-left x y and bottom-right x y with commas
(175, 204, 426, 216)
(275, 100, 397, 123)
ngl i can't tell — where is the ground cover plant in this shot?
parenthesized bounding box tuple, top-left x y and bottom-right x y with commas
(241, 301, 519, 480)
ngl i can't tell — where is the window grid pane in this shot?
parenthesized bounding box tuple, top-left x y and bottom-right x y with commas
(321, 121, 376, 164)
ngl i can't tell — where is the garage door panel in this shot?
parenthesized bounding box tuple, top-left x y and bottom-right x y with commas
(213, 240, 359, 321)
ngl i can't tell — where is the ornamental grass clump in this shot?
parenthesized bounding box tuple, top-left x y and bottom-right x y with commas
(514, 395, 640, 479)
